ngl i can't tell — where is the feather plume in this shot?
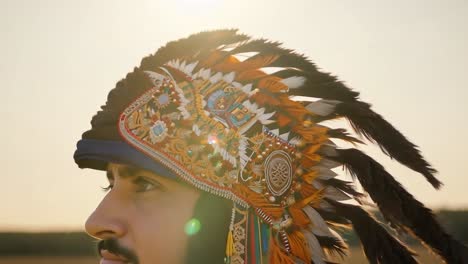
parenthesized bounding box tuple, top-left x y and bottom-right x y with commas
(243, 38, 442, 189)
(302, 230, 326, 264)
(333, 148, 468, 264)
(141, 29, 249, 70)
(327, 128, 363, 145)
(315, 235, 348, 259)
(314, 208, 351, 227)
(303, 205, 333, 237)
(327, 200, 418, 264)
(306, 99, 341, 116)
(335, 101, 441, 189)
(321, 178, 364, 200)
(281, 76, 307, 89)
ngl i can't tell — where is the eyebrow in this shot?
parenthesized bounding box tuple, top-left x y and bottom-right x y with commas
(106, 165, 148, 181)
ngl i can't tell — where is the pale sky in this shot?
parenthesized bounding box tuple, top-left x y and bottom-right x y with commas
(1, 0, 467, 231)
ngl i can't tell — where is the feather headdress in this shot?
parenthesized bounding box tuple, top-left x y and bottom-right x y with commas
(74, 29, 468, 264)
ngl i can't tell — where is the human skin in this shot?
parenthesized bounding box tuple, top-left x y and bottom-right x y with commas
(85, 162, 201, 264)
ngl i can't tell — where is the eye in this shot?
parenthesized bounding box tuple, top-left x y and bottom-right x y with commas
(101, 184, 113, 193)
(133, 176, 165, 193)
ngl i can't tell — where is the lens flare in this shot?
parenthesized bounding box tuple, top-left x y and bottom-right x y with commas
(184, 218, 201, 236)
(208, 135, 218, 145)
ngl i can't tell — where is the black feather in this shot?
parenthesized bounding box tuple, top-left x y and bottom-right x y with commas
(315, 235, 348, 258)
(335, 101, 441, 189)
(314, 208, 351, 228)
(327, 200, 418, 264)
(141, 29, 249, 70)
(321, 178, 364, 200)
(327, 128, 364, 145)
(265, 47, 441, 189)
(334, 148, 468, 264)
(228, 40, 362, 102)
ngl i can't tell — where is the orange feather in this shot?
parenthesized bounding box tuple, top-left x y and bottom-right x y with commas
(269, 237, 295, 264)
(288, 231, 312, 263)
(258, 76, 288, 93)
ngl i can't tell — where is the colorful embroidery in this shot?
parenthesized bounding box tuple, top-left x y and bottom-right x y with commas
(118, 61, 331, 264)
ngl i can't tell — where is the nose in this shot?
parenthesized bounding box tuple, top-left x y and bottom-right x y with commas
(85, 191, 127, 240)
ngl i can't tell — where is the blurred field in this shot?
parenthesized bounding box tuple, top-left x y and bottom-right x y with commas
(0, 256, 98, 264)
(336, 246, 444, 264)
(0, 246, 444, 263)
(2, 210, 465, 263)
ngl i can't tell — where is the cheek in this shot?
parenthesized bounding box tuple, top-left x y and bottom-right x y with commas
(129, 194, 198, 263)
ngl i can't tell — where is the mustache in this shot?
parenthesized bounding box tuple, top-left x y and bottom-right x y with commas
(97, 238, 139, 264)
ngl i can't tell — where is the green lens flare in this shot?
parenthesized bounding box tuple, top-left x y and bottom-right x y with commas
(184, 218, 201, 236)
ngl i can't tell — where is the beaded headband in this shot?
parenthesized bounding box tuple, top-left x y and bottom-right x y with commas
(75, 30, 468, 264)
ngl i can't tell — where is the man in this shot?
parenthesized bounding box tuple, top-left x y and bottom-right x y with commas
(74, 29, 468, 264)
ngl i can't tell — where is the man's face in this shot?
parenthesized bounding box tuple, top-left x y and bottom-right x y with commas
(85, 162, 200, 264)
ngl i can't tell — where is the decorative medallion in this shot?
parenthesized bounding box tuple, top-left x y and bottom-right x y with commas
(155, 93, 171, 108)
(264, 150, 293, 196)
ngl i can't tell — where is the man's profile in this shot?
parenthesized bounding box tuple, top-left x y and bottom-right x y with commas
(74, 29, 468, 264)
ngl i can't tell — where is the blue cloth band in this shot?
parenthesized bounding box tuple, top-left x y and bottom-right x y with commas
(74, 139, 177, 180)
